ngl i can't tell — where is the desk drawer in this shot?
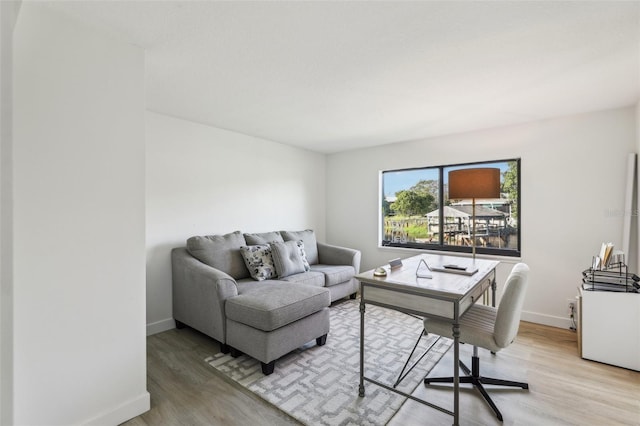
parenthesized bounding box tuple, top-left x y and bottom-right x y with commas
(363, 286, 455, 319)
(459, 276, 491, 314)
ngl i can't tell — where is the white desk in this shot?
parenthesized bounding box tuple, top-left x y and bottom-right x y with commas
(356, 254, 499, 426)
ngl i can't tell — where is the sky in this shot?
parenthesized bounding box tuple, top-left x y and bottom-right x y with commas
(382, 161, 510, 197)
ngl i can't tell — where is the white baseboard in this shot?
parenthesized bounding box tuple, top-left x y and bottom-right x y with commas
(146, 318, 175, 336)
(521, 309, 573, 330)
(147, 313, 572, 336)
(83, 391, 150, 426)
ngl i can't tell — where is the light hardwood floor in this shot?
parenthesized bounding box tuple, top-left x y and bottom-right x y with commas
(125, 319, 639, 426)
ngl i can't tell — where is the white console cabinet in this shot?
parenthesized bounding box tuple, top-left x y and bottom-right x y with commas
(579, 288, 640, 371)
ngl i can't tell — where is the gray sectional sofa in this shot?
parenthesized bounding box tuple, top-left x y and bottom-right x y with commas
(171, 229, 361, 374)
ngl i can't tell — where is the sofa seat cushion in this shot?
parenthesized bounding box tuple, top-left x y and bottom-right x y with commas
(279, 271, 325, 287)
(310, 264, 356, 287)
(225, 283, 330, 332)
(235, 278, 280, 294)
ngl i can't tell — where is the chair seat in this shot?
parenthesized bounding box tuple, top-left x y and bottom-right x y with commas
(424, 304, 501, 352)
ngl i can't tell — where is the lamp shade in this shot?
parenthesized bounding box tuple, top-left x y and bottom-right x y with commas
(448, 168, 501, 200)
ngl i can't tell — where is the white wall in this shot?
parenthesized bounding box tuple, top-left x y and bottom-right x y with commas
(1, 2, 21, 424)
(326, 107, 637, 328)
(145, 111, 326, 334)
(13, 3, 148, 425)
(637, 102, 640, 269)
(637, 101, 640, 153)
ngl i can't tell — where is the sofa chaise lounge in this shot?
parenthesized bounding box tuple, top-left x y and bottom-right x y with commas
(172, 229, 361, 374)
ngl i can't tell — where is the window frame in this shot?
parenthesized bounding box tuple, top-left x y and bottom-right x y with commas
(380, 158, 521, 258)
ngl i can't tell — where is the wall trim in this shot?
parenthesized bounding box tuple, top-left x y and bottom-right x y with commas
(82, 392, 150, 426)
(521, 309, 573, 330)
(146, 318, 175, 336)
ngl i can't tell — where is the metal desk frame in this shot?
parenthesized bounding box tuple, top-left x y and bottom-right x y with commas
(357, 254, 498, 426)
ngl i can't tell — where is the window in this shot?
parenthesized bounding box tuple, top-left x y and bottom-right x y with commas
(381, 159, 520, 257)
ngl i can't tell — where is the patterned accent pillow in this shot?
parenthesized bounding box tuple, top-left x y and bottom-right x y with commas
(296, 240, 311, 271)
(239, 245, 276, 281)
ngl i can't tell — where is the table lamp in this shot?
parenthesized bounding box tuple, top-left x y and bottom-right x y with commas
(448, 168, 501, 259)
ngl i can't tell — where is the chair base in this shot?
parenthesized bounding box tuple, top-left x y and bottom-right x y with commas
(424, 354, 528, 422)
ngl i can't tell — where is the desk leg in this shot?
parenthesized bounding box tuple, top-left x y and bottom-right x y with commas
(358, 297, 365, 397)
(452, 322, 460, 426)
(484, 271, 497, 307)
(491, 271, 497, 308)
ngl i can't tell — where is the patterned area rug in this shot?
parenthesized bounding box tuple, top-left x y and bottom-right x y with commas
(206, 299, 452, 425)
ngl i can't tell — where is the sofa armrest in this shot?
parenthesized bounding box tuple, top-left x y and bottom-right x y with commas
(171, 247, 238, 343)
(317, 242, 361, 273)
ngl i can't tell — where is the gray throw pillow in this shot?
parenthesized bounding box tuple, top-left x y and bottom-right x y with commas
(240, 245, 277, 281)
(281, 229, 318, 264)
(244, 231, 284, 245)
(271, 240, 308, 278)
(186, 231, 249, 279)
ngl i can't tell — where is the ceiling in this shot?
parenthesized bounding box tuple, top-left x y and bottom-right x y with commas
(41, 1, 640, 154)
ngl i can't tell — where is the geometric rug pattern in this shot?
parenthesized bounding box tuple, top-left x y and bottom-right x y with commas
(206, 299, 452, 425)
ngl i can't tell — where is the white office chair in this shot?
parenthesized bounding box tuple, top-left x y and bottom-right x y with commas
(423, 263, 530, 422)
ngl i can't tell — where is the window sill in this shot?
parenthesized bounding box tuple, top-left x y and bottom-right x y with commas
(377, 244, 522, 263)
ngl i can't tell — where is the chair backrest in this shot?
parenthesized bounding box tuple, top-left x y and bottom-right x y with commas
(494, 263, 530, 348)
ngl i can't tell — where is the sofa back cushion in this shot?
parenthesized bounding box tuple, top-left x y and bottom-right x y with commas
(244, 231, 284, 245)
(186, 231, 249, 280)
(281, 229, 319, 264)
